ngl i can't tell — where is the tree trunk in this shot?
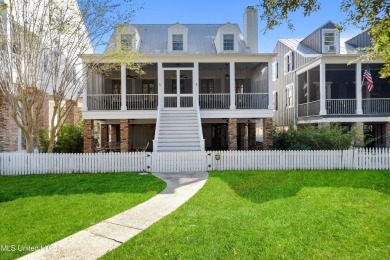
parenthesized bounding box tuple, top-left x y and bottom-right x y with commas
(24, 133, 34, 153)
(47, 127, 56, 153)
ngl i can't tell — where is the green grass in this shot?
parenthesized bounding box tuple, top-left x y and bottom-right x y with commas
(103, 170, 390, 260)
(0, 173, 166, 259)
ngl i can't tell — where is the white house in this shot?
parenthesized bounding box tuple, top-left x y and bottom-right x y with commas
(81, 7, 275, 152)
(272, 21, 390, 148)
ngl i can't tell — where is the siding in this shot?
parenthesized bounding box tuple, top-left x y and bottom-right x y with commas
(301, 22, 336, 53)
(346, 31, 372, 48)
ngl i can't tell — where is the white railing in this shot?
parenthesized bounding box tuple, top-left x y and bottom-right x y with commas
(199, 94, 230, 109)
(126, 94, 158, 110)
(326, 99, 356, 114)
(363, 98, 390, 114)
(153, 107, 162, 152)
(87, 94, 121, 110)
(298, 100, 320, 117)
(164, 96, 177, 108)
(1, 149, 389, 175)
(195, 105, 205, 151)
(236, 93, 269, 109)
(180, 96, 193, 108)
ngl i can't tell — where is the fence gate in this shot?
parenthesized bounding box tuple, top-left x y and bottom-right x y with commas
(149, 151, 208, 172)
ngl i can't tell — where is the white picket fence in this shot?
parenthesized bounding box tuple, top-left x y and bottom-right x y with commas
(0, 149, 389, 176)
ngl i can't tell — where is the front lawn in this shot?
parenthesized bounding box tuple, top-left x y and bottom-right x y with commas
(103, 170, 390, 259)
(0, 173, 165, 259)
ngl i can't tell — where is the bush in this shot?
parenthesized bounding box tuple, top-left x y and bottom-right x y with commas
(54, 124, 84, 153)
(273, 124, 356, 150)
(38, 128, 50, 153)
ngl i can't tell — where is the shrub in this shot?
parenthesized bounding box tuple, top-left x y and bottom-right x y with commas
(38, 128, 50, 153)
(54, 124, 84, 153)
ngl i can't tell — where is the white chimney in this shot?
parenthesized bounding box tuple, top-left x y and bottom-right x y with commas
(243, 6, 258, 53)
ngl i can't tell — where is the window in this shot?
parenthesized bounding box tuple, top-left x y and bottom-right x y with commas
(112, 80, 121, 94)
(286, 83, 294, 108)
(273, 91, 278, 110)
(223, 34, 234, 51)
(235, 79, 244, 94)
(142, 80, 155, 94)
(201, 79, 214, 94)
(121, 34, 131, 50)
(284, 51, 293, 74)
(322, 29, 339, 53)
(272, 61, 278, 81)
(172, 34, 183, 51)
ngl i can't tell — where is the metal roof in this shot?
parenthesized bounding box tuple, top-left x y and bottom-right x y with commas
(118, 24, 251, 55)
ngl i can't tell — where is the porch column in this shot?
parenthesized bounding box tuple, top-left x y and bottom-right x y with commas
(157, 62, 163, 109)
(248, 122, 256, 150)
(83, 119, 94, 153)
(82, 86, 88, 112)
(319, 62, 327, 115)
(229, 62, 236, 110)
(101, 124, 108, 148)
(356, 62, 363, 114)
(352, 122, 364, 147)
(268, 61, 274, 109)
(120, 119, 129, 152)
(386, 123, 390, 148)
(228, 118, 237, 150)
(193, 62, 199, 108)
(262, 118, 273, 150)
(121, 64, 127, 111)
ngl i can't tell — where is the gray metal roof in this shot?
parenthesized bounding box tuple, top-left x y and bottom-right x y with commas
(114, 24, 251, 55)
(278, 38, 319, 56)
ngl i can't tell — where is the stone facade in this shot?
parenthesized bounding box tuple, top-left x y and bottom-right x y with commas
(120, 120, 129, 152)
(352, 122, 364, 147)
(386, 122, 390, 148)
(262, 118, 273, 150)
(0, 94, 19, 152)
(83, 119, 94, 153)
(227, 118, 237, 150)
(100, 124, 108, 148)
(248, 122, 256, 150)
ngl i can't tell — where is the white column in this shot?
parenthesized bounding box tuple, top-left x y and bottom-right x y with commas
(230, 61, 236, 110)
(268, 61, 274, 110)
(319, 62, 327, 115)
(82, 63, 88, 112)
(157, 62, 163, 109)
(121, 64, 127, 111)
(356, 62, 363, 114)
(82, 87, 88, 112)
(193, 62, 199, 108)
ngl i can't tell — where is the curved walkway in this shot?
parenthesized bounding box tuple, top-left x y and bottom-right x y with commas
(20, 172, 208, 260)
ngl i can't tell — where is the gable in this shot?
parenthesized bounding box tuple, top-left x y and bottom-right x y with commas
(346, 31, 372, 48)
(301, 21, 337, 53)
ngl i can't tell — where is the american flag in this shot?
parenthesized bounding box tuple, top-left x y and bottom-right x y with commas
(363, 65, 374, 92)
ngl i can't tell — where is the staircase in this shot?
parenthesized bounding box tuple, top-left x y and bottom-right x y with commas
(154, 108, 203, 152)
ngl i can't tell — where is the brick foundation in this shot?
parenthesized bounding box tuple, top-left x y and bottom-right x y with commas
(352, 122, 364, 147)
(101, 124, 108, 148)
(228, 118, 237, 150)
(248, 123, 256, 150)
(65, 100, 78, 125)
(263, 118, 273, 150)
(110, 125, 118, 142)
(83, 119, 94, 153)
(120, 119, 129, 152)
(0, 94, 19, 152)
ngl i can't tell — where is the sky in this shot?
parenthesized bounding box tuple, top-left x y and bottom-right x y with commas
(102, 0, 363, 53)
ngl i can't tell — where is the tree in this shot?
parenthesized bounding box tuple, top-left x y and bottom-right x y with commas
(255, 0, 390, 77)
(0, 0, 143, 153)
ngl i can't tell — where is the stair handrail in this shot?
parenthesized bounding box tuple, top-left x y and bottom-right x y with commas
(195, 104, 205, 151)
(153, 105, 162, 152)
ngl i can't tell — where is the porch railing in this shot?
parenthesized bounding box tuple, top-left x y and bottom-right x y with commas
(199, 94, 230, 109)
(326, 99, 356, 114)
(298, 100, 320, 117)
(363, 98, 390, 114)
(235, 93, 269, 109)
(87, 94, 121, 110)
(126, 94, 158, 110)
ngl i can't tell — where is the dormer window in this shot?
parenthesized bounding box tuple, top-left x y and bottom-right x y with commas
(322, 29, 339, 53)
(121, 34, 131, 51)
(223, 34, 234, 51)
(172, 34, 183, 51)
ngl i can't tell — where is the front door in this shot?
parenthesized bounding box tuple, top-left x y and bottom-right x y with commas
(163, 69, 193, 108)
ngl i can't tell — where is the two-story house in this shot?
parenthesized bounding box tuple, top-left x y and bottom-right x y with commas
(81, 7, 275, 152)
(272, 21, 390, 148)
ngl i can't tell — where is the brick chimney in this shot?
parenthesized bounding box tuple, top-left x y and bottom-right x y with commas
(243, 6, 258, 53)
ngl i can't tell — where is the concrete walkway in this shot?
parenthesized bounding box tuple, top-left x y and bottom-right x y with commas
(20, 172, 208, 260)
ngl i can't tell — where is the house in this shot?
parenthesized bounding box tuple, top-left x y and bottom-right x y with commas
(0, 0, 92, 152)
(272, 21, 390, 148)
(81, 7, 275, 152)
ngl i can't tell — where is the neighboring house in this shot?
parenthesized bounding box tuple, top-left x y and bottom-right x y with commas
(272, 21, 390, 148)
(81, 7, 275, 152)
(0, 0, 92, 152)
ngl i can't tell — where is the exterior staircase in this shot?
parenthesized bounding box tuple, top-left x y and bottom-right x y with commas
(154, 108, 204, 152)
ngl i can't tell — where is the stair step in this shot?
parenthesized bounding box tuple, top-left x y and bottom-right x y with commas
(157, 147, 201, 151)
(158, 139, 200, 143)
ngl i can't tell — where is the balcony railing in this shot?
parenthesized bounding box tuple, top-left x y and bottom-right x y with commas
(363, 98, 390, 114)
(235, 93, 269, 109)
(326, 99, 356, 114)
(199, 94, 230, 109)
(126, 94, 158, 110)
(298, 100, 320, 117)
(87, 94, 121, 110)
